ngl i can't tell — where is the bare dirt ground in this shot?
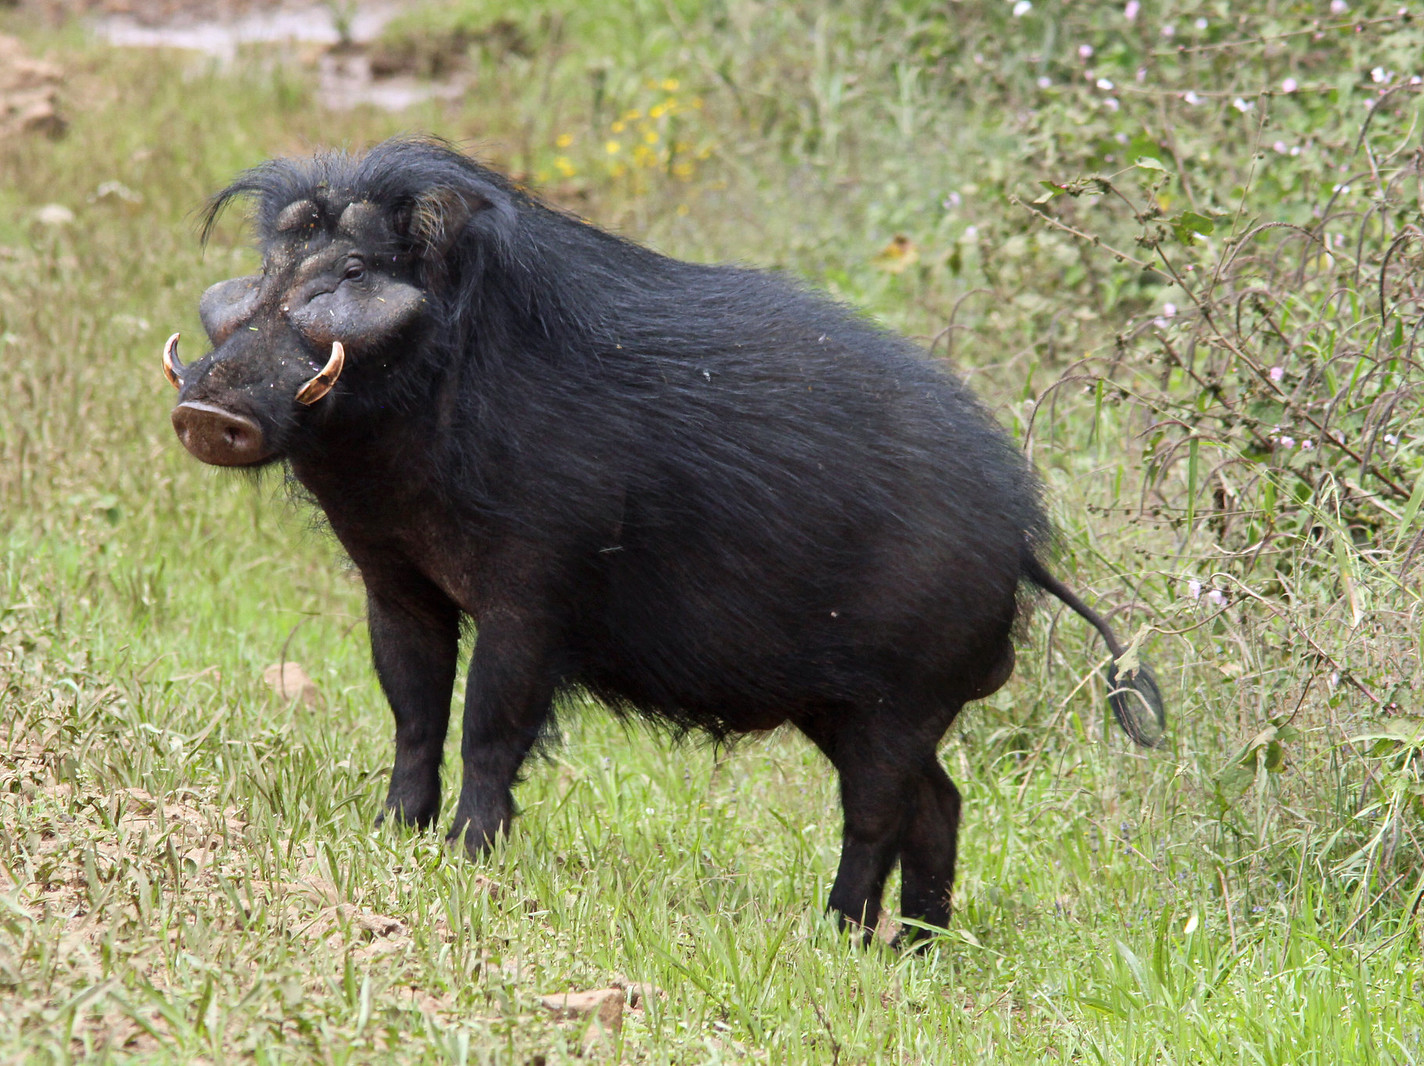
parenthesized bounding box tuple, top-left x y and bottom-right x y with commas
(10, 0, 465, 115)
(19, 0, 292, 27)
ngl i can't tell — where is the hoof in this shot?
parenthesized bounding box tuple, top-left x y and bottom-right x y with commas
(444, 824, 496, 860)
(376, 799, 438, 831)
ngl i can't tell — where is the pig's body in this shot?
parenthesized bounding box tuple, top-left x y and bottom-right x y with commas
(167, 139, 1163, 944)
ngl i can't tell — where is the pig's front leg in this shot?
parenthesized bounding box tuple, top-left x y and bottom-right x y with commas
(447, 608, 556, 857)
(366, 575, 460, 830)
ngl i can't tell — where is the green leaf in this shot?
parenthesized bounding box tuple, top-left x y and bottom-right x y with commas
(1393, 466, 1424, 552)
(1033, 181, 1066, 205)
(1134, 156, 1168, 172)
(1216, 722, 1298, 797)
(1263, 740, 1286, 772)
(1170, 211, 1215, 245)
(1348, 717, 1424, 748)
(1215, 761, 1256, 803)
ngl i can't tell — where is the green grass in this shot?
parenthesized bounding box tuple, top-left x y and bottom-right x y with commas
(2, 0, 1423, 1061)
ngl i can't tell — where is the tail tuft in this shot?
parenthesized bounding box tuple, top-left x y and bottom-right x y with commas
(1106, 661, 1166, 748)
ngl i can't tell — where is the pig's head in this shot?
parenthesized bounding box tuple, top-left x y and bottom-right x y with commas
(166, 139, 518, 467)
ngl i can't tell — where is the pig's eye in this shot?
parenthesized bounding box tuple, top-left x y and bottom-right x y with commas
(342, 258, 366, 282)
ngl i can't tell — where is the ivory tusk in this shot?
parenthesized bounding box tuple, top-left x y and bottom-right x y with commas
(162, 332, 184, 389)
(295, 340, 345, 405)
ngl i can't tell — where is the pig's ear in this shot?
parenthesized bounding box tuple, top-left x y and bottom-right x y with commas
(199, 274, 263, 347)
(400, 181, 514, 260)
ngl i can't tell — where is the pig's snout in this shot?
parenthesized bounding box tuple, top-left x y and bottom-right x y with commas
(171, 402, 271, 466)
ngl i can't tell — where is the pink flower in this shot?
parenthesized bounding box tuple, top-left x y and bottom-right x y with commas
(1269, 366, 1284, 382)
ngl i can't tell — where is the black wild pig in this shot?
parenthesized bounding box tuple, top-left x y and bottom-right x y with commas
(165, 138, 1163, 944)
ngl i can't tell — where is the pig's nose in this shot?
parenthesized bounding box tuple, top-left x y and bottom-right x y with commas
(171, 402, 271, 466)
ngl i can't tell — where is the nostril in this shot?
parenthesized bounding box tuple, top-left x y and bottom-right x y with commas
(171, 402, 270, 467)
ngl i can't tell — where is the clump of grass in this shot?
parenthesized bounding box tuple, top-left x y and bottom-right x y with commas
(367, 8, 531, 79)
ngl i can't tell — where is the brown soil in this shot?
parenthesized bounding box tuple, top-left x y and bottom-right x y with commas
(19, 0, 290, 27)
(0, 33, 65, 141)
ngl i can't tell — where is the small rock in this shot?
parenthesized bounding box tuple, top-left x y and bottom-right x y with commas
(263, 662, 319, 707)
(345, 904, 406, 939)
(33, 204, 74, 226)
(541, 987, 624, 1038)
(91, 180, 143, 206)
(0, 35, 65, 143)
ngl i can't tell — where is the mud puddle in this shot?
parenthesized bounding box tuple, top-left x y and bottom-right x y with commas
(90, 2, 469, 111)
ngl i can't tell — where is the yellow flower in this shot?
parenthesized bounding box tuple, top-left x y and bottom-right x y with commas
(673, 161, 694, 179)
(555, 133, 573, 148)
(605, 140, 622, 154)
(662, 78, 680, 91)
(610, 120, 626, 134)
(676, 203, 690, 216)
(644, 129, 660, 145)
(871, 234, 919, 274)
(554, 156, 576, 177)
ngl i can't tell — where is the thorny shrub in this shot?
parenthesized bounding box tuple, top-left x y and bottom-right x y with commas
(1005, 7, 1424, 902)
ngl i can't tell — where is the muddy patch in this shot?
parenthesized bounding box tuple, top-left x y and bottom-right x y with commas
(85, 1, 471, 112)
(0, 34, 66, 143)
(317, 49, 468, 112)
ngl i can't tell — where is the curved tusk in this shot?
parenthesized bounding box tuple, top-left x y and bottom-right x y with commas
(295, 340, 345, 406)
(162, 332, 184, 389)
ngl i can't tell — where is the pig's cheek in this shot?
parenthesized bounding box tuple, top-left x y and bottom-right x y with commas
(289, 294, 340, 348)
(290, 284, 426, 350)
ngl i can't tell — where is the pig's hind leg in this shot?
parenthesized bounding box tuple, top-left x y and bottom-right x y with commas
(894, 752, 963, 946)
(798, 710, 926, 943)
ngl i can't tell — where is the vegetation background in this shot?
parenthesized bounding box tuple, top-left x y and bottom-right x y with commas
(1, 0, 1422, 1061)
